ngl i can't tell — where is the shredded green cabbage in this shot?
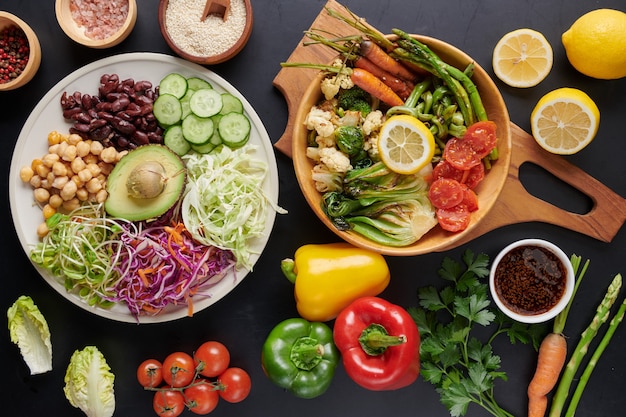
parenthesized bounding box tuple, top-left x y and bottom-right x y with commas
(182, 145, 286, 270)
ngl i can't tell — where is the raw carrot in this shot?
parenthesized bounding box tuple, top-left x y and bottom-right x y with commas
(526, 256, 589, 417)
(528, 333, 568, 417)
(359, 39, 417, 82)
(353, 56, 415, 100)
(350, 67, 404, 107)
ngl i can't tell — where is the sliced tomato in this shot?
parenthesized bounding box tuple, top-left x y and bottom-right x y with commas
(464, 120, 497, 158)
(436, 204, 472, 232)
(432, 160, 464, 182)
(461, 186, 479, 212)
(443, 136, 482, 170)
(462, 162, 485, 189)
(428, 178, 465, 209)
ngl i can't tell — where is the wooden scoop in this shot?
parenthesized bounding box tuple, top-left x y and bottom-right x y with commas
(202, 0, 231, 21)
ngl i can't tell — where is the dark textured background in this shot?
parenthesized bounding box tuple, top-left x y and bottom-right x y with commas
(1, 1, 625, 416)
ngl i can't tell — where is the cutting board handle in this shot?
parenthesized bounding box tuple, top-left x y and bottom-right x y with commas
(273, 0, 626, 244)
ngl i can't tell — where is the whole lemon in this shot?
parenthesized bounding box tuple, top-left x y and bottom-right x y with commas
(562, 9, 626, 79)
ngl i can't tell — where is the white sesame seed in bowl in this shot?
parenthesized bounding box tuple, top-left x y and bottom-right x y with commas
(158, 0, 253, 65)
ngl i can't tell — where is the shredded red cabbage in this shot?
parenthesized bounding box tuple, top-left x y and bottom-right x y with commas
(105, 222, 236, 319)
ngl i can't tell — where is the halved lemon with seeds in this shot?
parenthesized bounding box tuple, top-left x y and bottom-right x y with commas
(530, 87, 600, 155)
(377, 115, 435, 174)
(492, 28, 553, 88)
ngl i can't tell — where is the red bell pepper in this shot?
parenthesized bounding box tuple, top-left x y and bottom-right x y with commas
(333, 296, 420, 391)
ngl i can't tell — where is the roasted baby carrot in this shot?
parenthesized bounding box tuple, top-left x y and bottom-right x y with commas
(527, 333, 568, 417)
(360, 39, 417, 82)
(353, 56, 414, 100)
(350, 67, 404, 107)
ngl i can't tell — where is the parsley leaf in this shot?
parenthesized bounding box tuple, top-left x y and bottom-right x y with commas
(412, 249, 537, 417)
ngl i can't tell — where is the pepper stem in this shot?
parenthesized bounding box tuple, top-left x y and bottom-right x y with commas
(281, 258, 298, 284)
(358, 323, 406, 356)
(290, 336, 324, 371)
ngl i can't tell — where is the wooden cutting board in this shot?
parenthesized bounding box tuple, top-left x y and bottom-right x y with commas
(272, 0, 626, 246)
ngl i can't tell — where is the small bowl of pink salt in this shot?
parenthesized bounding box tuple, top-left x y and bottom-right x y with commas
(158, 0, 253, 65)
(55, 0, 137, 49)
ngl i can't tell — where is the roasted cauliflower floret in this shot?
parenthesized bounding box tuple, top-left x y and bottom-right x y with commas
(320, 59, 355, 100)
(304, 106, 335, 138)
(318, 147, 352, 173)
(363, 110, 384, 136)
(311, 164, 344, 193)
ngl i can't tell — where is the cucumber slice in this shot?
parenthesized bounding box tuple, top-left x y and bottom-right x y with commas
(190, 89, 223, 118)
(187, 77, 213, 91)
(153, 94, 183, 126)
(163, 125, 191, 156)
(180, 88, 194, 119)
(219, 93, 244, 115)
(182, 114, 214, 145)
(159, 73, 188, 99)
(218, 113, 251, 149)
(191, 141, 217, 154)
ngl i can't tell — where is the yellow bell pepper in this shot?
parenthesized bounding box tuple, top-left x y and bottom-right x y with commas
(280, 243, 390, 322)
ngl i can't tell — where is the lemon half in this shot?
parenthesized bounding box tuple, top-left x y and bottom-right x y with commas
(377, 115, 435, 174)
(492, 28, 553, 88)
(530, 87, 600, 155)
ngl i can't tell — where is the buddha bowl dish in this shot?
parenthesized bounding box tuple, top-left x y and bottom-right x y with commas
(291, 33, 512, 256)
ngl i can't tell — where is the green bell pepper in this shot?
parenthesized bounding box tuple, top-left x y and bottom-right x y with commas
(261, 318, 339, 399)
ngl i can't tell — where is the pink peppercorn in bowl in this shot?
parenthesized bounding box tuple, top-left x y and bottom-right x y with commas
(489, 239, 575, 324)
(55, 0, 137, 49)
(158, 0, 253, 65)
(0, 11, 41, 91)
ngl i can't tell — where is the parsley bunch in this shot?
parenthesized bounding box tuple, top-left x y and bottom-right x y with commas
(409, 249, 545, 417)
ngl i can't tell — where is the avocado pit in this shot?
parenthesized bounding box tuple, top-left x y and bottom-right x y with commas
(126, 161, 168, 199)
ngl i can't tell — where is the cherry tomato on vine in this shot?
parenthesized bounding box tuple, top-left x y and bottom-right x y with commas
(153, 389, 185, 417)
(217, 367, 251, 403)
(184, 382, 220, 415)
(194, 341, 230, 378)
(137, 359, 163, 388)
(162, 352, 196, 388)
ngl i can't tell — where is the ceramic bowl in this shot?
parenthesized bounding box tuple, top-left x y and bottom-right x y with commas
(158, 0, 253, 65)
(55, 0, 137, 48)
(489, 238, 575, 324)
(292, 35, 512, 256)
(0, 12, 41, 91)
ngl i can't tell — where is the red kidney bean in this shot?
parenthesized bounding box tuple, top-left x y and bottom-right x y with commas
(111, 97, 130, 112)
(89, 118, 108, 131)
(75, 112, 92, 124)
(132, 130, 149, 145)
(62, 107, 83, 119)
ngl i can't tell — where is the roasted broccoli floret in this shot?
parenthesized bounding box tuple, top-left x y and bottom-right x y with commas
(338, 87, 372, 116)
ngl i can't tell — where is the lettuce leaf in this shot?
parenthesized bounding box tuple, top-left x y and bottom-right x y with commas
(64, 346, 115, 417)
(7, 295, 53, 375)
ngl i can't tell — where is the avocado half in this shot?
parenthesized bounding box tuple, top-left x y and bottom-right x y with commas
(105, 144, 186, 221)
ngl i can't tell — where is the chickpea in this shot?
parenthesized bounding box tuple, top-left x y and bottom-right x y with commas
(47, 130, 64, 146)
(52, 161, 68, 177)
(67, 133, 82, 145)
(116, 150, 128, 162)
(35, 163, 50, 178)
(83, 154, 98, 165)
(86, 163, 101, 177)
(33, 188, 50, 203)
(90, 140, 104, 156)
(39, 178, 51, 189)
(62, 144, 77, 162)
(42, 204, 56, 220)
(56, 141, 68, 157)
(48, 143, 60, 155)
(76, 188, 89, 201)
(62, 198, 80, 212)
(49, 194, 63, 209)
(71, 174, 84, 189)
(71, 157, 86, 174)
(20, 166, 34, 183)
(76, 141, 91, 158)
(42, 153, 60, 168)
(77, 168, 93, 183)
(36, 222, 49, 238)
(60, 180, 78, 201)
(100, 147, 118, 163)
(95, 189, 108, 203)
(51, 175, 69, 190)
(29, 175, 42, 188)
(85, 178, 102, 194)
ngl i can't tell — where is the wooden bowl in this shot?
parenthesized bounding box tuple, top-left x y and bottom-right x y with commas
(55, 0, 137, 48)
(292, 35, 512, 256)
(158, 0, 253, 65)
(0, 12, 41, 91)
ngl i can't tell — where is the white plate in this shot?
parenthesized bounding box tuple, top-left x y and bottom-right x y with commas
(9, 53, 280, 324)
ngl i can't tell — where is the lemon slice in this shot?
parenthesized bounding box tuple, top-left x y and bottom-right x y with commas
(377, 115, 435, 174)
(492, 28, 553, 88)
(530, 87, 600, 155)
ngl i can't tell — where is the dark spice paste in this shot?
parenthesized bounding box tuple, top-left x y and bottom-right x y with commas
(494, 245, 567, 315)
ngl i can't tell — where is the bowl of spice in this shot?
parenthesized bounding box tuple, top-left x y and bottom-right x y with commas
(0, 12, 41, 91)
(489, 239, 575, 324)
(158, 0, 253, 65)
(55, 0, 137, 49)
